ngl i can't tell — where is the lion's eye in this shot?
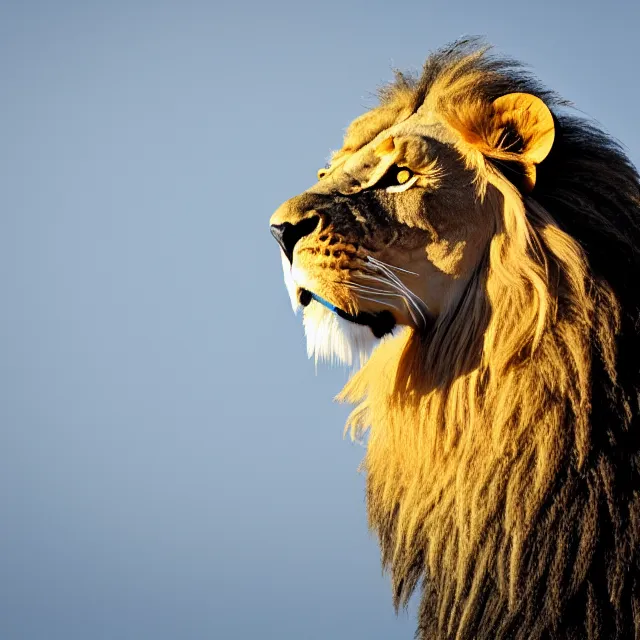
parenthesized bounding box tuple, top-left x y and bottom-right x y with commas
(396, 169, 413, 185)
(317, 167, 330, 180)
(381, 166, 419, 193)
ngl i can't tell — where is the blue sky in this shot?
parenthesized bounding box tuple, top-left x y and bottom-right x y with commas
(1, 1, 639, 638)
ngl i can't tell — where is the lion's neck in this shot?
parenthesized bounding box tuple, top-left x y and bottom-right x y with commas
(338, 213, 624, 637)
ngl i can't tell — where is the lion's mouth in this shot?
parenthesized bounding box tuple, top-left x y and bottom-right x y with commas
(298, 288, 396, 339)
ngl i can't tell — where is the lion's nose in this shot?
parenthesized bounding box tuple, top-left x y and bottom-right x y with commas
(270, 215, 320, 264)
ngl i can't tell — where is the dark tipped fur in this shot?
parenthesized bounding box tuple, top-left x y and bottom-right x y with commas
(367, 39, 640, 639)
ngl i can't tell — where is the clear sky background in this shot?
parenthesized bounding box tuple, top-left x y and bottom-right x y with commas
(1, 1, 639, 638)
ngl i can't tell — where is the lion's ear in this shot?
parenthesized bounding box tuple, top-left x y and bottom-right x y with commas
(489, 93, 555, 163)
(457, 93, 555, 191)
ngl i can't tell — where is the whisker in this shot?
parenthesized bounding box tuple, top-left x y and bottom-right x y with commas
(343, 281, 403, 297)
(358, 273, 412, 301)
(341, 279, 407, 314)
(367, 255, 419, 276)
(357, 273, 421, 324)
(401, 296, 421, 326)
(410, 297, 427, 327)
(364, 261, 429, 328)
(357, 273, 403, 289)
(340, 278, 392, 292)
(356, 293, 403, 312)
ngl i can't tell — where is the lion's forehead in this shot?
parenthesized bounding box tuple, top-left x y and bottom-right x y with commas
(334, 115, 456, 175)
(341, 102, 414, 153)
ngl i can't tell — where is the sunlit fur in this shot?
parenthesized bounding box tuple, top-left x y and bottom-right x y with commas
(303, 302, 379, 368)
(342, 44, 640, 639)
(341, 185, 626, 638)
(272, 39, 640, 639)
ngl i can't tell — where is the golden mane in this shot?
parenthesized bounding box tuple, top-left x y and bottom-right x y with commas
(336, 40, 640, 638)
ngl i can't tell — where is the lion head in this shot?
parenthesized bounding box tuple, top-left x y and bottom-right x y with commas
(269, 39, 640, 639)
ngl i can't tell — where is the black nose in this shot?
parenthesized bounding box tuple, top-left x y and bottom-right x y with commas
(270, 216, 320, 264)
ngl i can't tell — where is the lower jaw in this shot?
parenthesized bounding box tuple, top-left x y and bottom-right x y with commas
(299, 288, 397, 339)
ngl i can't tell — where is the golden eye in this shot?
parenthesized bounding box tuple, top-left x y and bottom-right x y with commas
(396, 169, 412, 184)
(317, 167, 329, 180)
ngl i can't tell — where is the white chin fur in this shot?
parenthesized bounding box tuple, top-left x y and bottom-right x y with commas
(302, 301, 379, 368)
(279, 250, 390, 368)
(281, 250, 300, 313)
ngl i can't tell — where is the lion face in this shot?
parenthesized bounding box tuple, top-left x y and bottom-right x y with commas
(267, 42, 640, 640)
(270, 91, 555, 366)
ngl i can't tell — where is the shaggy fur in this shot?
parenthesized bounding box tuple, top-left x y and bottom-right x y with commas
(272, 39, 640, 639)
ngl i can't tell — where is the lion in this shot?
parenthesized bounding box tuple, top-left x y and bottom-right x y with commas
(269, 39, 640, 639)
